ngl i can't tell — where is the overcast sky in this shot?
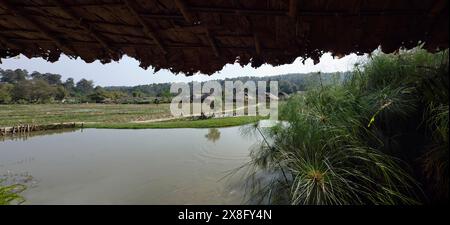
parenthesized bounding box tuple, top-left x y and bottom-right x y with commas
(0, 53, 367, 87)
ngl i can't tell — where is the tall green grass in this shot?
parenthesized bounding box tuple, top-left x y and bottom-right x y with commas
(240, 47, 448, 205)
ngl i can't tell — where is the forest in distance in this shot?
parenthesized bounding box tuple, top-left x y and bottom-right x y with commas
(0, 68, 349, 105)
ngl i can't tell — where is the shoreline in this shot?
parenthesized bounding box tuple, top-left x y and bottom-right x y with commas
(0, 116, 264, 135)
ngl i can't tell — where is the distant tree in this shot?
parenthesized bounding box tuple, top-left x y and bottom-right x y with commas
(88, 87, 110, 103)
(30, 72, 62, 86)
(161, 89, 172, 103)
(30, 79, 54, 103)
(132, 90, 144, 98)
(110, 91, 127, 100)
(30, 71, 42, 79)
(279, 80, 294, 94)
(63, 78, 75, 91)
(94, 85, 102, 91)
(11, 79, 57, 103)
(42, 73, 62, 85)
(75, 79, 94, 94)
(0, 69, 28, 84)
(11, 80, 33, 102)
(54, 85, 68, 101)
(0, 83, 13, 104)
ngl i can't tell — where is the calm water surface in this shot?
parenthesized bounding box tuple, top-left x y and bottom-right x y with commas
(0, 126, 258, 204)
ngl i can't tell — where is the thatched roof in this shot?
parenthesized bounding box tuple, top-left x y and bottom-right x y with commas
(0, 0, 448, 75)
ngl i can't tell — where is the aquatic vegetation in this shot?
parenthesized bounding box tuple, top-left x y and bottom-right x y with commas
(0, 180, 26, 205)
(240, 47, 449, 205)
(421, 103, 449, 200)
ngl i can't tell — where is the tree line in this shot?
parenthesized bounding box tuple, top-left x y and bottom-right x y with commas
(0, 68, 126, 104)
(1, 68, 348, 104)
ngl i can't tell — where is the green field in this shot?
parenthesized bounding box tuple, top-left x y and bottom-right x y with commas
(0, 104, 264, 129)
(0, 104, 172, 127)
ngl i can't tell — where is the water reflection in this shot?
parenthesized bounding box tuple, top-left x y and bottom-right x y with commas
(0, 127, 256, 204)
(205, 128, 221, 143)
(0, 128, 79, 142)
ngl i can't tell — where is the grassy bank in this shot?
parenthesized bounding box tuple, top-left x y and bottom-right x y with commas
(82, 116, 264, 129)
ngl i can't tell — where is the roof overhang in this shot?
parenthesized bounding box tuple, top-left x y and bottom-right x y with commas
(0, 0, 448, 75)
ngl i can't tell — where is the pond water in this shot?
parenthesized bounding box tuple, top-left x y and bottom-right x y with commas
(0, 126, 259, 204)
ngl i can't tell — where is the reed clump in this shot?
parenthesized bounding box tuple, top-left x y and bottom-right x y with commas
(241, 47, 448, 205)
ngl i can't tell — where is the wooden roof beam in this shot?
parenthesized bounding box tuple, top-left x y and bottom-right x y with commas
(49, 0, 119, 59)
(232, 0, 261, 55)
(423, 0, 447, 45)
(0, 0, 76, 56)
(183, 7, 424, 17)
(289, 0, 298, 18)
(0, 35, 20, 50)
(189, 7, 286, 16)
(139, 13, 184, 20)
(6, 37, 260, 51)
(0, 36, 5, 48)
(351, 0, 363, 14)
(350, 0, 364, 51)
(254, 34, 262, 55)
(206, 30, 220, 57)
(429, 0, 447, 17)
(174, 0, 194, 24)
(12, 2, 124, 9)
(124, 0, 167, 54)
(174, 0, 220, 57)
